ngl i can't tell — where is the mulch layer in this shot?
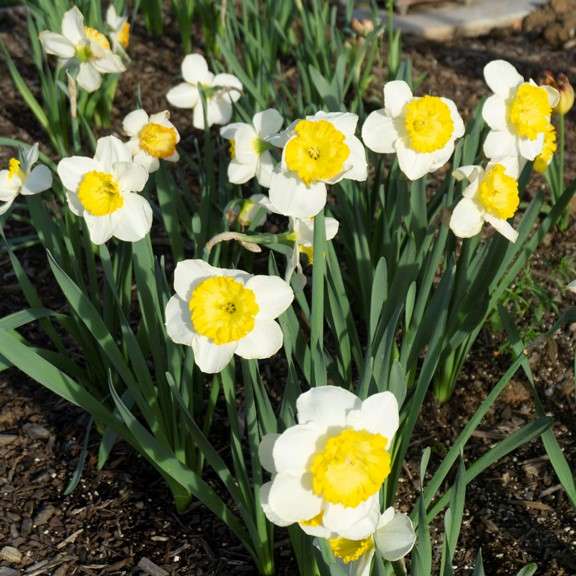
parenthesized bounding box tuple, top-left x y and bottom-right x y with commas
(1, 4, 576, 575)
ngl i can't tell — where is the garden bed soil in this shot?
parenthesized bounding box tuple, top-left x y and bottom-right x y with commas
(1, 6, 576, 576)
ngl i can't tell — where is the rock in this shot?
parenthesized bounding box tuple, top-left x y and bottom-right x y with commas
(33, 504, 57, 526)
(0, 434, 18, 445)
(0, 546, 22, 564)
(23, 423, 52, 440)
(0, 568, 18, 576)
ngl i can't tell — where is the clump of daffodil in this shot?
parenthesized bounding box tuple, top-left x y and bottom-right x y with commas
(0, 144, 52, 215)
(533, 123, 557, 173)
(166, 53, 243, 129)
(361, 80, 465, 180)
(318, 506, 416, 576)
(106, 5, 131, 54)
(123, 109, 180, 173)
(39, 6, 126, 93)
(542, 71, 574, 116)
(165, 260, 294, 373)
(268, 112, 367, 218)
(57, 136, 151, 244)
(449, 158, 521, 243)
(482, 60, 559, 162)
(220, 109, 283, 187)
(259, 386, 399, 540)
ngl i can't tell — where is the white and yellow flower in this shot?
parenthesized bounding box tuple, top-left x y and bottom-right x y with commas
(220, 109, 283, 187)
(165, 260, 294, 373)
(122, 109, 180, 173)
(449, 158, 520, 243)
(268, 112, 367, 218)
(361, 80, 465, 181)
(106, 5, 130, 52)
(482, 60, 559, 162)
(39, 6, 126, 93)
(322, 507, 416, 576)
(533, 122, 557, 174)
(259, 386, 399, 540)
(236, 194, 274, 228)
(166, 53, 243, 129)
(57, 136, 151, 245)
(0, 144, 52, 215)
(289, 216, 339, 265)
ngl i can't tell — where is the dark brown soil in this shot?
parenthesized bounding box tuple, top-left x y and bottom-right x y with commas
(1, 5, 576, 576)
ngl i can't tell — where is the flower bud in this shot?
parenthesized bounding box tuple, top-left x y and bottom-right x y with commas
(543, 71, 574, 115)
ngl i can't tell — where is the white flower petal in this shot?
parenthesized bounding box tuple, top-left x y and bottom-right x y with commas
(453, 165, 483, 183)
(342, 135, 368, 181)
(299, 521, 334, 539)
(0, 171, 19, 200)
(207, 97, 234, 127)
(310, 111, 358, 136)
(165, 295, 196, 347)
(182, 53, 211, 84)
(297, 385, 361, 427)
(57, 156, 100, 192)
(235, 319, 284, 360)
(518, 133, 544, 161)
(228, 160, 256, 184)
(95, 136, 131, 168)
(260, 481, 294, 527)
(254, 108, 283, 137)
(483, 130, 517, 160)
(167, 83, 199, 110)
(62, 6, 85, 45)
(21, 165, 52, 195)
(212, 73, 243, 102)
(76, 63, 102, 93)
(0, 196, 16, 216)
(123, 109, 149, 136)
(233, 124, 258, 164)
(114, 163, 149, 193)
(347, 391, 399, 448)
(84, 213, 114, 244)
(66, 191, 83, 216)
(449, 197, 484, 239)
(255, 151, 275, 188)
(246, 275, 294, 320)
(133, 151, 160, 173)
(484, 213, 518, 243)
(374, 509, 416, 562)
(111, 193, 153, 242)
(324, 494, 380, 539)
(482, 95, 508, 131)
(484, 60, 523, 97)
(544, 85, 560, 108)
(173, 259, 219, 300)
(92, 52, 126, 74)
(192, 336, 238, 374)
(384, 81, 413, 118)
(220, 122, 243, 140)
(266, 473, 322, 525)
(442, 98, 465, 138)
(269, 171, 327, 218)
(271, 423, 323, 474)
(361, 110, 399, 154)
(259, 434, 281, 474)
(39, 31, 75, 58)
(395, 140, 436, 181)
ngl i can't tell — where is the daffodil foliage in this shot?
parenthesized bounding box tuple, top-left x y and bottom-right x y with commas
(1, 1, 575, 576)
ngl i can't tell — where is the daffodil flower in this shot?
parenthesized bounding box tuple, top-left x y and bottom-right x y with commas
(288, 216, 339, 266)
(165, 260, 294, 373)
(106, 5, 130, 53)
(361, 80, 465, 181)
(268, 111, 368, 218)
(220, 109, 283, 187)
(482, 60, 559, 162)
(39, 7, 126, 93)
(321, 507, 416, 576)
(533, 123, 557, 174)
(259, 386, 399, 540)
(449, 158, 520, 243)
(236, 194, 274, 228)
(166, 53, 243, 129)
(122, 109, 180, 173)
(57, 136, 151, 245)
(0, 144, 52, 215)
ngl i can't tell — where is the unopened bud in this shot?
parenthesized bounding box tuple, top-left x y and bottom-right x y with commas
(543, 71, 574, 115)
(351, 18, 375, 37)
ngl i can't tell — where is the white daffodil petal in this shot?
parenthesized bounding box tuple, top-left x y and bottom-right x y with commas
(38, 32, 75, 58)
(192, 337, 238, 374)
(123, 109, 149, 136)
(165, 295, 196, 347)
(66, 191, 83, 216)
(77, 63, 102, 93)
(299, 522, 334, 539)
(374, 510, 416, 562)
(213, 73, 243, 102)
(395, 140, 435, 181)
(258, 434, 281, 474)
(269, 171, 327, 218)
(0, 196, 16, 216)
(206, 97, 234, 127)
(228, 161, 256, 184)
(246, 275, 294, 320)
(296, 385, 361, 427)
(544, 85, 560, 108)
(21, 165, 52, 195)
(95, 135, 132, 168)
(453, 165, 483, 183)
(233, 124, 258, 164)
(173, 259, 219, 301)
(310, 111, 358, 135)
(343, 135, 368, 181)
(111, 193, 153, 242)
(518, 134, 544, 161)
(484, 213, 518, 243)
(57, 156, 100, 191)
(181, 53, 210, 84)
(167, 83, 199, 110)
(267, 473, 322, 525)
(484, 59, 523, 97)
(271, 423, 323, 474)
(260, 482, 294, 527)
(324, 494, 380, 540)
(253, 108, 283, 137)
(255, 151, 275, 188)
(84, 214, 114, 244)
(361, 110, 399, 154)
(235, 319, 284, 360)
(220, 122, 243, 140)
(482, 95, 508, 131)
(384, 81, 413, 118)
(347, 391, 399, 447)
(62, 6, 85, 45)
(114, 163, 149, 193)
(443, 98, 465, 138)
(449, 197, 484, 239)
(483, 130, 517, 159)
(92, 52, 126, 74)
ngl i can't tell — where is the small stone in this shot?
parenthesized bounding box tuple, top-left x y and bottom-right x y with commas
(23, 423, 52, 440)
(0, 434, 18, 446)
(0, 546, 22, 564)
(33, 504, 57, 527)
